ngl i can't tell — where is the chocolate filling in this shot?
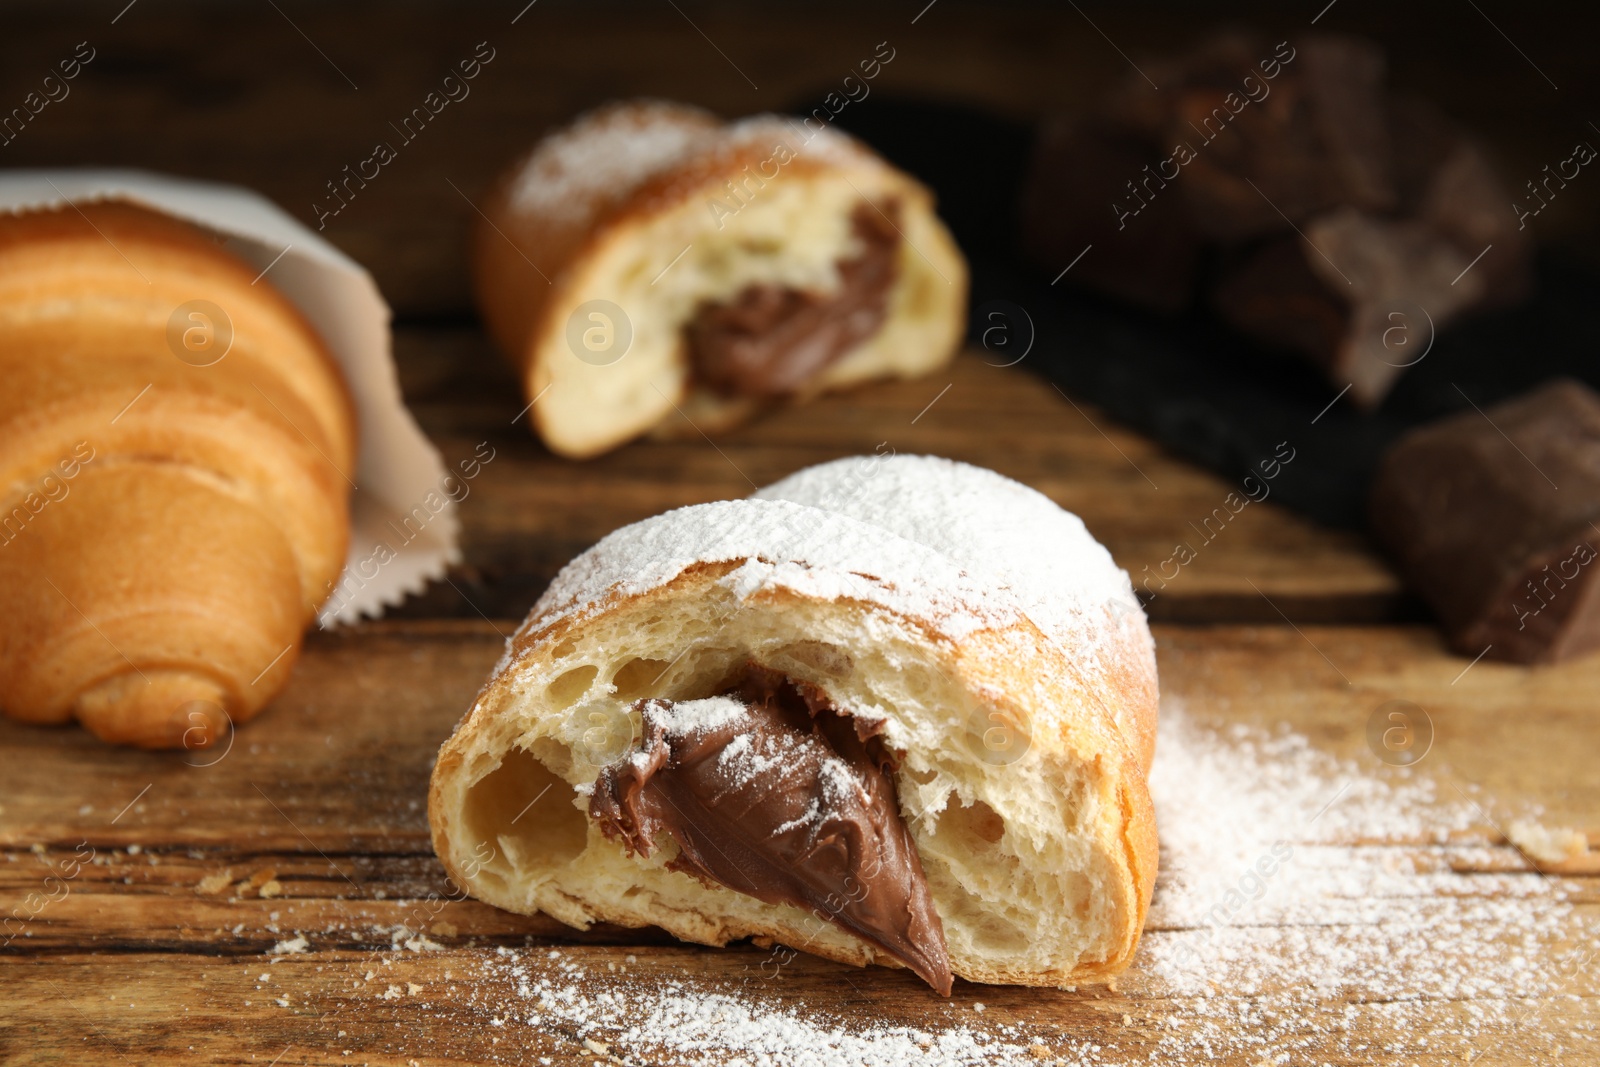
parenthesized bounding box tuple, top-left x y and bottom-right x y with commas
(686, 202, 901, 397)
(588, 663, 952, 994)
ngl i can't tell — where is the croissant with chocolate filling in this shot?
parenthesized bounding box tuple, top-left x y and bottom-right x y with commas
(472, 99, 968, 459)
(0, 202, 354, 748)
(429, 455, 1158, 992)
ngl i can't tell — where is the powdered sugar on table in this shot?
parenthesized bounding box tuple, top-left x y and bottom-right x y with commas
(332, 700, 1590, 1065)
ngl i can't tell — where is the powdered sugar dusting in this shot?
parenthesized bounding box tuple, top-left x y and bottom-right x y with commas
(717, 112, 871, 172)
(1132, 701, 1589, 1060)
(392, 702, 1591, 1065)
(758, 455, 1131, 613)
(509, 457, 1144, 687)
(508, 100, 717, 222)
(516, 497, 1026, 663)
(459, 947, 1049, 1065)
(758, 455, 1150, 698)
(505, 101, 880, 230)
(648, 695, 749, 739)
(709, 725, 788, 790)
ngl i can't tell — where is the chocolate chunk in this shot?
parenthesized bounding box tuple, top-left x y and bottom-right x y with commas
(1211, 236, 1351, 367)
(1413, 140, 1534, 310)
(687, 203, 899, 397)
(589, 664, 952, 994)
(1020, 31, 1532, 406)
(1215, 208, 1488, 407)
(1369, 379, 1600, 663)
(1174, 35, 1394, 240)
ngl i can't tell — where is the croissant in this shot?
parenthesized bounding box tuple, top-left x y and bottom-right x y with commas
(430, 455, 1157, 992)
(473, 99, 969, 459)
(0, 201, 355, 748)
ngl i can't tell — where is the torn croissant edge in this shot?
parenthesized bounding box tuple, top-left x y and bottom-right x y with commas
(428, 494, 1157, 993)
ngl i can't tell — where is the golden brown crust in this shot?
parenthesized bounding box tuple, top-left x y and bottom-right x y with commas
(948, 622, 1157, 980)
(472, 100, 721, 368)
(1113, 618, 1161, 775)
(0, 202, 357, 469)
(0, 201, 354, 747)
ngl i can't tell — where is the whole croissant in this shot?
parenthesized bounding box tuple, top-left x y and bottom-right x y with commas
(0, 201, 355, 748)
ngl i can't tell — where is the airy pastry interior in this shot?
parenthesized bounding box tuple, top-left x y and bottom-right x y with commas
(535, 171, 962, 456)
(442, 574, 1128, 988)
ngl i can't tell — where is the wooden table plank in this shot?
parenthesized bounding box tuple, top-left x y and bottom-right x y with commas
(5, 943, 1594, 1066)
(3, 621, 1593, 1064)
(396, 336, 1403, 623)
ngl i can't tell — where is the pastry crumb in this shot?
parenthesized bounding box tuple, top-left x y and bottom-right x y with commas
(1507, 819, 1590, 865)
(268, 935, 308, 955)
(195, 870, 232, 895)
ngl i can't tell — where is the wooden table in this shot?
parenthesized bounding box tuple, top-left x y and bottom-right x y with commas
(2, 4, 1596, 1064)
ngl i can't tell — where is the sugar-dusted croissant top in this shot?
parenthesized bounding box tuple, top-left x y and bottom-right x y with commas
(509, 455, 1156, 767)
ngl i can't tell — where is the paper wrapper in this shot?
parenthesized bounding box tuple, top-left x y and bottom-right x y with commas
(0, 168, 458, 625)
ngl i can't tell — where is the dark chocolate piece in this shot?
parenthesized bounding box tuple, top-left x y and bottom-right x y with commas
(1296, 36, 1395, 213)
(1176, 35, 1394, 240)
(687, 203, 899, 397)
(1369, 379, 1600, 663)
(1019, 31, 1532, 407)
(1215, 209, 1489, 407)
(1211, 237, 1351, 367)
(589, 664, 952, 993)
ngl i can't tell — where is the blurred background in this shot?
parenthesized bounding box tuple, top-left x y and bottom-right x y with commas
(6, 1, 1596, 309)
(6, 0, 1598, 634)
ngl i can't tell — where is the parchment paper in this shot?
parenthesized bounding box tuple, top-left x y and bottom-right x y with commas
(0, 168, 459, 625)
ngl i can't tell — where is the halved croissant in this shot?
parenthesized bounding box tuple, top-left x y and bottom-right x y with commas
(473, 99, 969, 459)
(430, 455, 1157, 990)
(0, 201, 355, 748)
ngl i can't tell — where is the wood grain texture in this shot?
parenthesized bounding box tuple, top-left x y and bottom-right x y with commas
(2, 622, 1594, 1064)
(394, 336, 1403, 622)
